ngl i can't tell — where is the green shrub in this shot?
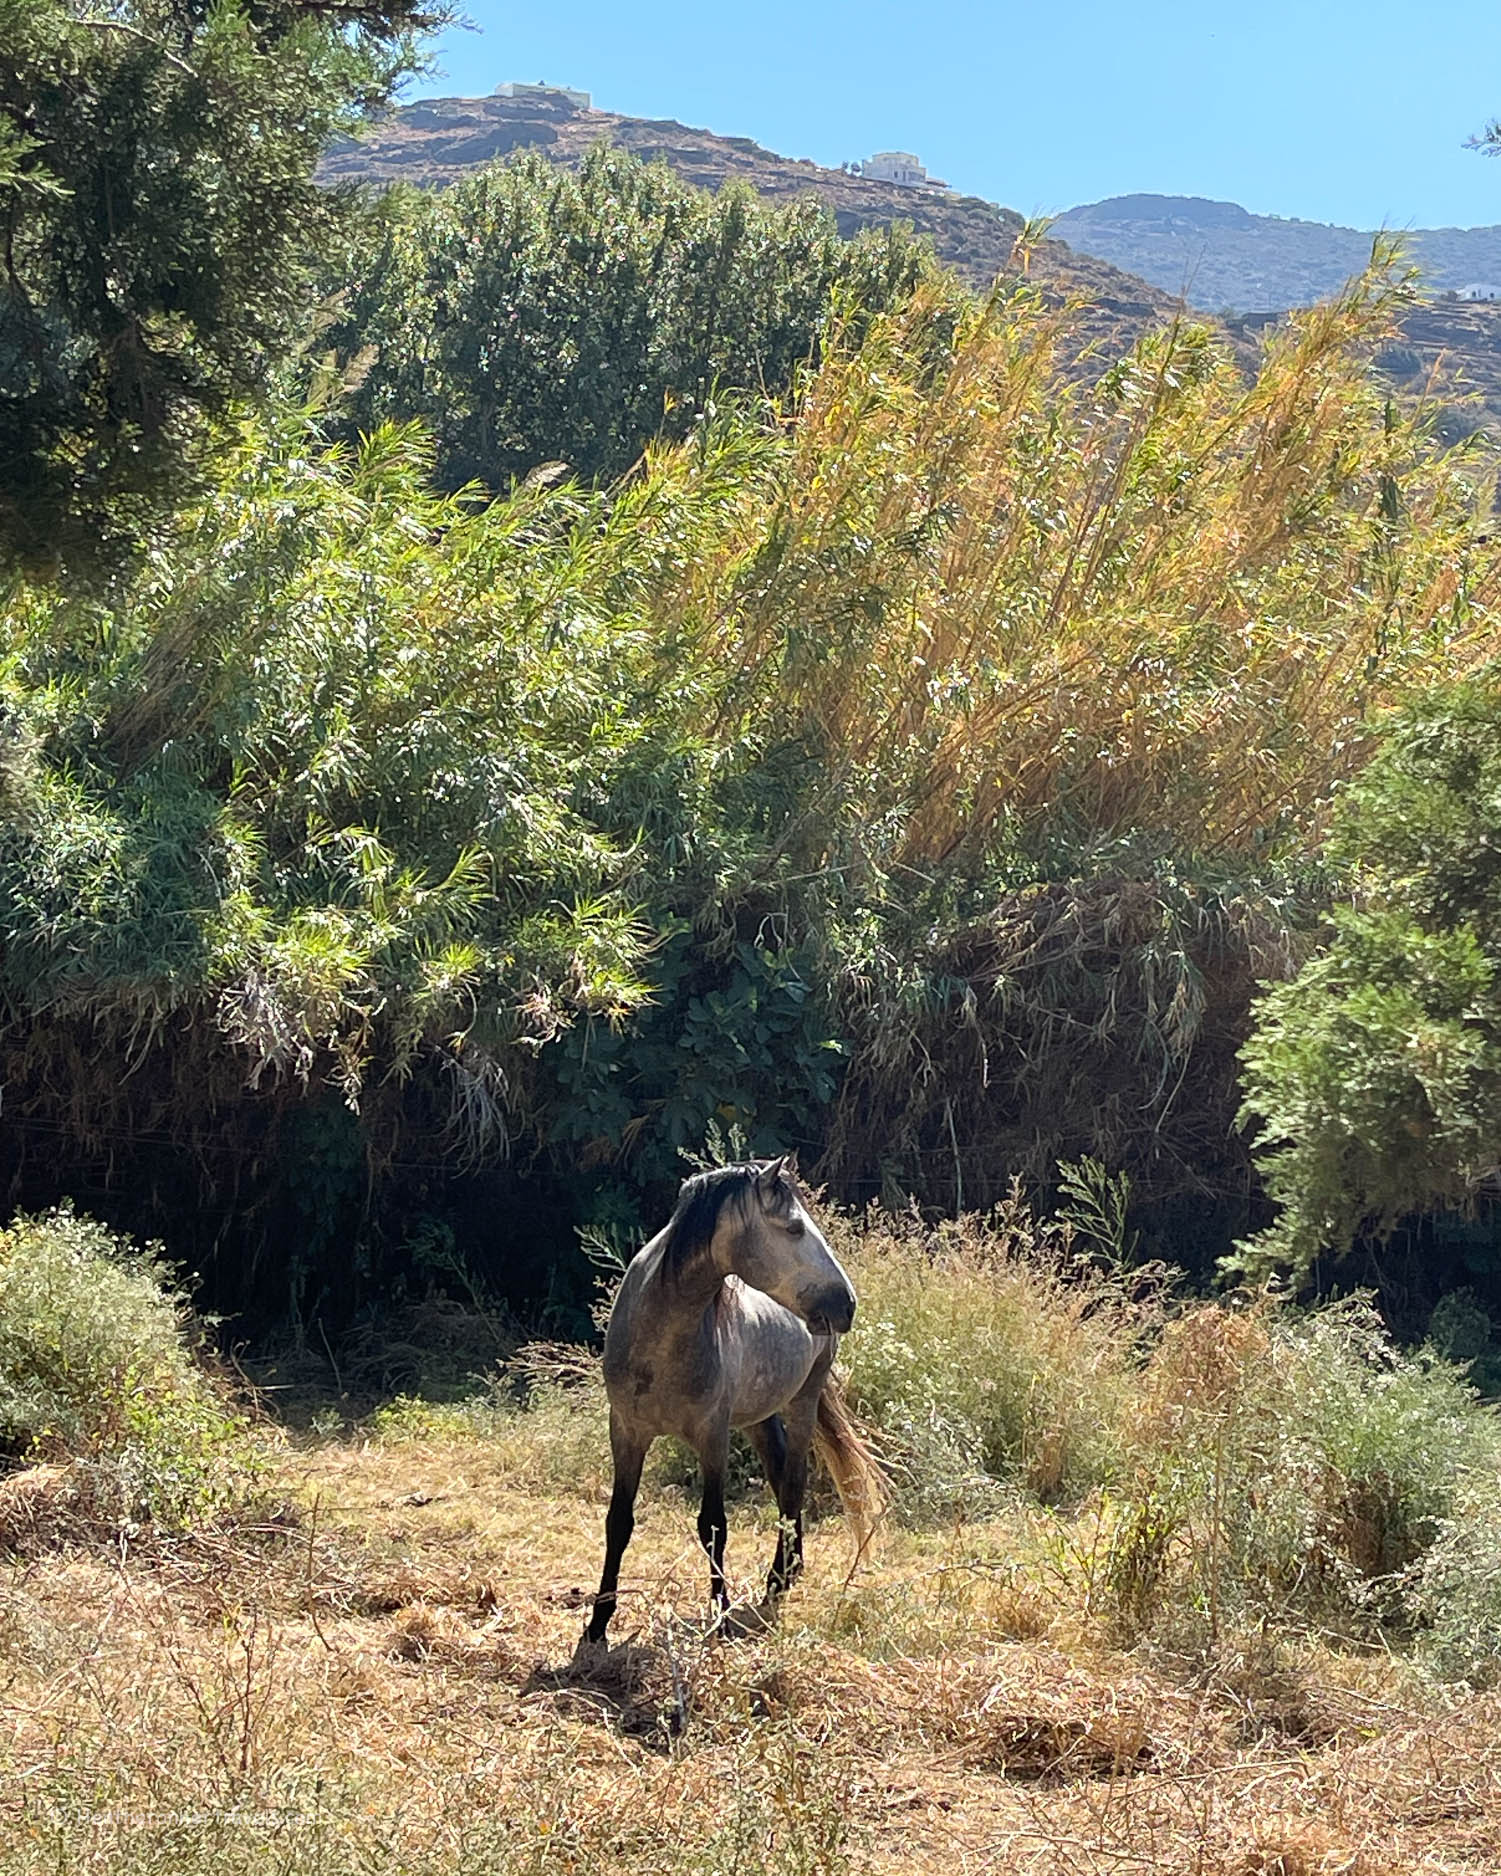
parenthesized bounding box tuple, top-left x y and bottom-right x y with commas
(835, 1199, 1155, 1520)
(1096, 1296, 1494, 1640)
(335, 146, 931, 494)
(0, 1208, 258, 1528)
(1428, 1286, 1496, 1365)
(1426, 1286, 1501, 1394)
(1409, 1477, 1501, 1685)
(0, 0, 439, 579)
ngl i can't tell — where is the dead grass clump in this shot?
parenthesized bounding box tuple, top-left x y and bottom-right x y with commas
(745, 1631, 1209, 1791)
(1135, 1305, 1275, 1430)
(382, 1601, 521, 1678)
(0, 1462, 80, 1556)
(1191, 1633, 1354, 1751)
(970, 1710, 1152, 1781)
(1230, 1820, 1393, 1876)
(337, 1296, 519, 1403)
(925, 1657, 1167, 1783)
(347, 1557, 507, 1619)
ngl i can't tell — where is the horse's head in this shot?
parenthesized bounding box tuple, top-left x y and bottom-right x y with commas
(720, 1157, 856, 1333)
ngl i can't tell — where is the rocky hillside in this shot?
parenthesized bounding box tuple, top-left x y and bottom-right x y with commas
(1051, 195, 1501, 437)
(325, 95, 1501, 434)
(1052, 193, 1501, 314)
(1228, 296, 1501, 436)
(322, 90, 1184, 360)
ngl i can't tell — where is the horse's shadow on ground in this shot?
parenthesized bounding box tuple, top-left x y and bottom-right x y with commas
(523, 1599, 778, 1747)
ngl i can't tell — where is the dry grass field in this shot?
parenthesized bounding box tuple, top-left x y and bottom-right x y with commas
(5, 1205, 1501, 1875)
(3, 1399, 1501, 1876)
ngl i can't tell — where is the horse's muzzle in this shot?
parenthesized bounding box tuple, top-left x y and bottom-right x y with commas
(804, 1286, 856, 1335)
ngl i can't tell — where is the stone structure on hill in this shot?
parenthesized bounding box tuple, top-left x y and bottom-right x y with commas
(857, 151, 948, 191)
(494, 82, 591, 109)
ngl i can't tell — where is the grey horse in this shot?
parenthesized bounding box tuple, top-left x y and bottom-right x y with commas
(583, 1158, 884, 1647)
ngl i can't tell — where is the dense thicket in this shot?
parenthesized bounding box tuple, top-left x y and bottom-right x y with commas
(0, 0, 438, 580)
(3, 258, 1494, 1326)
(329, 148, 932, 492)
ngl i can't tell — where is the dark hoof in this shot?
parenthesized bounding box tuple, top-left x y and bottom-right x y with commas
(719, 1597, 778, 1640)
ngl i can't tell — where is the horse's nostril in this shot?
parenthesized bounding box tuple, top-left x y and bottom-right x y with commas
(810, 1287, 855, 1334)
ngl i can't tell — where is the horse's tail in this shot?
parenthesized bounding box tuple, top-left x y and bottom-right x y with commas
(812, 1373, 888, 1557)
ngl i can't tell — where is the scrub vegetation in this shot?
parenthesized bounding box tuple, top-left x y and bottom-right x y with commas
(4, 245, 1497, 1319)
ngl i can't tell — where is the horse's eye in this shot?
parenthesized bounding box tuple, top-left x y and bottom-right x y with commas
(786, 1217, 806, 1237)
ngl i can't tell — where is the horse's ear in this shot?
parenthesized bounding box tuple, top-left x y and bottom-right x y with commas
(757, 1154, 790, 1189)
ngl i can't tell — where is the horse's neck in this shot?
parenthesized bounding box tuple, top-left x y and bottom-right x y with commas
(649, 1241, 729, 1323)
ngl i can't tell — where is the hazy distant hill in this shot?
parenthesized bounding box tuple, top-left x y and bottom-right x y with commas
(322, 91, 1185, 362)
(1052, 194, 1501, 314)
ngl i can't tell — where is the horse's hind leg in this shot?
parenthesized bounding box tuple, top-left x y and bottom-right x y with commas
(752, 1375, 823, 1601)
(747, 1414, 801, 1599)
(747, 1413, 788, 1497)
(693, 1426, 731, 1619)
(585, 1411, 648, 1647)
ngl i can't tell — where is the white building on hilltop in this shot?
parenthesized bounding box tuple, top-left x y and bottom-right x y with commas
(857, 151, 948, 190)
(495, 82, 592, 109)
(1458, 282, 1501, 302)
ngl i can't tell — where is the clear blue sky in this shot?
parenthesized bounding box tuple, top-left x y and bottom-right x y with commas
(412, 1, 1501, 231)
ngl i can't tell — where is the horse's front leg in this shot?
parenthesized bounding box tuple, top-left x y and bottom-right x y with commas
(585, 1410, 648, 1647)
(694, 1424, 732, 1618)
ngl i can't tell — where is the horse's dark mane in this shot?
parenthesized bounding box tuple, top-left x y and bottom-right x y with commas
(661, 1162, 791, 1277)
